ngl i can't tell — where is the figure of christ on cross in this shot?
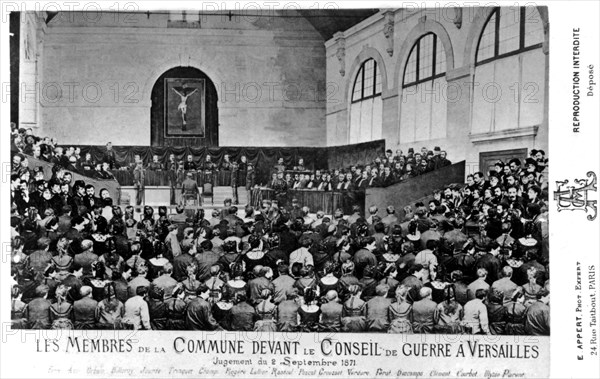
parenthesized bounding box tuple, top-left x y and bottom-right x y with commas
(171, 87, 199, 131)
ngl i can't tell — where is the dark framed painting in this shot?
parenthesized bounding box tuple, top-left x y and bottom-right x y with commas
(164, 78, 205, 137)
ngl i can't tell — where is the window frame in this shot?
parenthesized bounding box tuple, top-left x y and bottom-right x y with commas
(402, 32, 446, 89)
(475, 7, 544, 67)
(351, 58, 382, 104)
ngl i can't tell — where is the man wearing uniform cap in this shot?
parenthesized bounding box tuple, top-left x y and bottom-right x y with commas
(181, 172, 199, 206)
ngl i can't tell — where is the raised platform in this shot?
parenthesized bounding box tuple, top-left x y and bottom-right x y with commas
(120, 186, 249, 208)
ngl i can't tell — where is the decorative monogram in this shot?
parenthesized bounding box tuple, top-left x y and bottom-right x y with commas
(554, 171, 597, 221)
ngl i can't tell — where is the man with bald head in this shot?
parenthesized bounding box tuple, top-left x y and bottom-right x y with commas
(320, 290, 343, 332)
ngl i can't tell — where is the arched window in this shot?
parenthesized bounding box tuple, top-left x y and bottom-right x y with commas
(472, 6, 545, 135)
(400, 33, 447, 143)
(349, 58, 383, 143)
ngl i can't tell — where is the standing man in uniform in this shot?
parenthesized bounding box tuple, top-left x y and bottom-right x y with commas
(230, 161, 239, 205)
(133, 160, 145, 206)
(181, 172, 199, 206)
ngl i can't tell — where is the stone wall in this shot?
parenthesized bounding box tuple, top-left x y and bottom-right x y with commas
(325, 7, 549, 174)
(34, 11, 326, 147)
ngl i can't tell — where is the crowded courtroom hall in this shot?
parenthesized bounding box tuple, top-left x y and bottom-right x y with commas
(9, 6, 549, 335)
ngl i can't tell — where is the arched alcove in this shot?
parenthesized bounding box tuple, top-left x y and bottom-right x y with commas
(150, 66, 219, 147)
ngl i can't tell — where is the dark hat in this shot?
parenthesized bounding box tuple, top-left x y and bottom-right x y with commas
(434, 146, 441, 151)
(525, 158, 538, 167)
(408, 148, 414, 153)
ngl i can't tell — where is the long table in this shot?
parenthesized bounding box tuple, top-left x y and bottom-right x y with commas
(109, 169, 248, 187)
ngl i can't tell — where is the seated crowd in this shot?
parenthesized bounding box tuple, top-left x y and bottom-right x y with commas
(264, 146, 454, 193)
(10, 125, 519, 192)
(10, 138, 549, 334)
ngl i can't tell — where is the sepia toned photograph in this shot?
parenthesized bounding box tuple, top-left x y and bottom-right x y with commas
(2, 1, 597, 378)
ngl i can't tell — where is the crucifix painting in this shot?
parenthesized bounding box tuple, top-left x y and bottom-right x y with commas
(165, 78, 205, 137)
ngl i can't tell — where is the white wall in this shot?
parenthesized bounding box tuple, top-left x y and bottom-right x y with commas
(326, 7, 549, 174)
(33, 11, 326, 147)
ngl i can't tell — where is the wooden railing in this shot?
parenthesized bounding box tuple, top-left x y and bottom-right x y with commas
(250, 188, 363, 215)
